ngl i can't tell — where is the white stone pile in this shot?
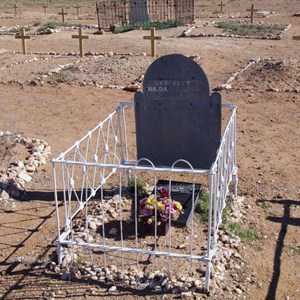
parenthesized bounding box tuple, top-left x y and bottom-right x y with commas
(0, 131, 51, 198)
(73, 194, 129, 237)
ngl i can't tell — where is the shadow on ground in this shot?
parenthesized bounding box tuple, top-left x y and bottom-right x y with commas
(257, 198, 300, 300)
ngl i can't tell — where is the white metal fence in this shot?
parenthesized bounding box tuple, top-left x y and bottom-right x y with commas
(52, 102, 237, 291)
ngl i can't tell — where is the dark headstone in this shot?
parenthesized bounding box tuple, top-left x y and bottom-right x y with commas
(134, 54, 221, 169)
(129, 0, 150, 24)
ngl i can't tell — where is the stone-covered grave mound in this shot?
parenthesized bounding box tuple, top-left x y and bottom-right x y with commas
(61, 55, 155, 86)
(232, 58, 300, 92)
(0, 131, 51, 198)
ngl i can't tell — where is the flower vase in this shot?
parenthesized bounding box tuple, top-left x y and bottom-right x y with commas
(143, 219, 169, 236)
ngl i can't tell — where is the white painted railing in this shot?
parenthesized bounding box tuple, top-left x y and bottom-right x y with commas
(52, 102, 237, 291)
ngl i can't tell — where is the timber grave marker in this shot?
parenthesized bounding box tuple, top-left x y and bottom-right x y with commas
(15, 28, 30, 55)
(143, 28, 161, 57)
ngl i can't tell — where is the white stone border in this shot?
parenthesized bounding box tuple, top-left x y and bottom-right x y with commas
(215, 56, 300, 93)
(0, 24, 98, 36)
(0, 52, 201, 92)
(181, 23, 291, 40)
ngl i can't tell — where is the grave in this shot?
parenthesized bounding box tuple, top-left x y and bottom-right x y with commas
(72, 27, 89, 57)
(42, 3, 48, 14)
(247, 4, 258, 24)
(52, 54, 237, 291)
(15, 28, 30, 55)
(14, 4, 18, 15)
(134, 53, 222, 170)
(75, 3, 81, 15)
(143, 28, 161, 57)
(58, 8, 67, 23)
(218, 1, 225, 13)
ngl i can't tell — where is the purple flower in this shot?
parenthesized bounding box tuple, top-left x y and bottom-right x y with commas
(143, 208, 153, 216)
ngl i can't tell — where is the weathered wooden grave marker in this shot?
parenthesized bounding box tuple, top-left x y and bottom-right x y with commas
(143, 28, 161, 57)
(247, 4, 258, 24)
(14, 4, 18, 15)
(15, 28, 30, 55)
(218, 1, 225, 13)
(293, 36, 300, 40)
(72, 27, 89, 57)
(75, 3, 81, 15)
(58, 8, 67, 23)
(42, 3, 48, 14)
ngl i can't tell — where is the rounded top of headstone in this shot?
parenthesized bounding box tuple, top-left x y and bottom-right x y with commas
(143, 54, 209, 97)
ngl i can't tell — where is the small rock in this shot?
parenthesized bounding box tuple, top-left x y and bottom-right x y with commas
(29, 79, 39, 86)
(108, 227, 118, 236)
(235, 288, 243, 295)
(89, 220, 97, 231)
(108, 285, 117, 293)
(181, 291, 193, 298)
(0, 190, 10, 200)
(18, 172, 32, 183)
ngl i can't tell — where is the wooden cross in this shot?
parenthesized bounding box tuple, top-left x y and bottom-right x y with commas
(143, 28, 161, 57)
(293, 36, 300, 40)
(247, 4, 258, 24)
(218, 1, 225, 13)
(58, 8, 67, 23)
(75, 3, 81, 15)
(15, 28, 30, 55)
(14, 4, 18, 15)
(72, 27, 89, 57)
(42, 3, 48, 14)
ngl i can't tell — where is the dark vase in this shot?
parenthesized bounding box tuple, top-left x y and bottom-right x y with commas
(142, 218, 170, 236)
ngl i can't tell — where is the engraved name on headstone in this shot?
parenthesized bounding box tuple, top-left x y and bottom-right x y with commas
(134, 54, 222, 169)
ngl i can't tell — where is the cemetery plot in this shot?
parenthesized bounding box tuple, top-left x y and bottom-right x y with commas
(95, 0, 194, 30)
(0, 53, 156, 86)
(52, 54, 237, 291)
(231, 58, 300, 91)
(215, 21, 287, 38)
(183, 21, 289, 39)
(46, 55, 155, 86)
(0, 54, 80, 83)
